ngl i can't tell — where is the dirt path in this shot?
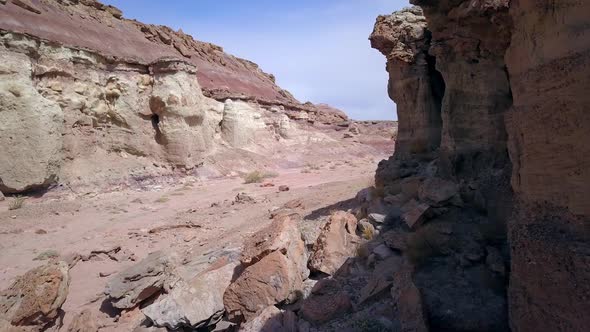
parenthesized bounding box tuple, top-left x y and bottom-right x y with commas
(0, 160, 379, 330)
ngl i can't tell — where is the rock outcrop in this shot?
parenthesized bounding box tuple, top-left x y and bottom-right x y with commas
(224, 215, 308, 322)
(308, 211, 360, 275)
(371, 1, 589, 331)
(0, 261, 70, 330)
(0, 0, 395, 194)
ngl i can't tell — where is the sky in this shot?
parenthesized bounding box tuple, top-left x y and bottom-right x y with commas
(101, 0, 407, 120)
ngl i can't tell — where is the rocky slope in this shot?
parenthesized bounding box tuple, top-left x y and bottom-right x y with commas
(0, 0, 394, 194)
(371, 0, 589, 331)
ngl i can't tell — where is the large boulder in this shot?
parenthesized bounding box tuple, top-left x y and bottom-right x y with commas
(105, 250, 181, 309)
(223, 251, 303, 322)
(240, 215, 309, 280)
(0, 261, 70, 328)
(142, 260, 236, 330)
(0, 49, 64, 193)
(308, 211, 360, 275)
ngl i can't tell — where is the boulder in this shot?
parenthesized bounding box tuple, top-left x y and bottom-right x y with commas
(0, 191, 4, 201)
(401, 199, 430, 230)
(143, 261, 236, 329)
(382, 230, 409, 251)
(299, 279, 352, 325)
(368, 213, 386, 224)
(224, 251, 303, 322)
(372, 244, 395, 260)
(358, 255, 403, 304)
(418, 178, 458, 205)
(308, 211, 360, 275)
(240, 215, 308, 280)
(239, 306, 298, 332)
(0, 261, 69, 328)
(105, 250, 181, 309)
(67, 309, 98, 332)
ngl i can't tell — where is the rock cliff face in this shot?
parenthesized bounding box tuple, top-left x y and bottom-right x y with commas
(0, 0, 393, 194)
(372, 1, 589, 331)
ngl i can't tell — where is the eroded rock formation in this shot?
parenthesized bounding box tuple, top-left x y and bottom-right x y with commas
(371, 0, 589, 331)
(0, 0, 394, 195)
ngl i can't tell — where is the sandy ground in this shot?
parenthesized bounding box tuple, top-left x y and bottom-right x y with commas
(0, 157, 383, 330)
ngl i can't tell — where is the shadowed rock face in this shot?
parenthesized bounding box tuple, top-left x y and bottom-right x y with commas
(372, 0, 589, 330)
(370, 7, 443, 156)
(504, 1, 590, 330)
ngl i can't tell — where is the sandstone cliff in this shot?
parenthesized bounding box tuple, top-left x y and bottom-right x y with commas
(0, 0, 390, 194)
(371, 1, 589, 331)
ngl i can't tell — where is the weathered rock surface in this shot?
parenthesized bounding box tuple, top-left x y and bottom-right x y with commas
(0, 0, 396, 194)
(0, 261, 70, 328)
(308, 211, 360, 275)
(142, 261, 236, 329)
(223, 250, 303, 322)
(299, 279, 352, 325)
(0, 47, 64, 193)
(372, 1, 589, 331)
(105, 250, 181, 309)
(391, 263, 428, 332)
(370, 7, 442, 156)
(67, 309, 98, 332)
(239, 306, 298, 332)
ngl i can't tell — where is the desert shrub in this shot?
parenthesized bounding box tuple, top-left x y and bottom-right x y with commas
(34, 249, 59, 261)
(154, 196, 170, 203)
(243, 170, 278, 184)
(9, 196, 26, 210)
(362, 226, 374, 240)
(306, 163, 321, 170)
(406, 224, 449, 266)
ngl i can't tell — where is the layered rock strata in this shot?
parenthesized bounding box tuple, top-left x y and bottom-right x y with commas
(371, 1, 589, 331)
(0, 0, 391, 194)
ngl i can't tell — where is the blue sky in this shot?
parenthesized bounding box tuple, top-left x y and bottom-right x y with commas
(101, 0, 406, 120)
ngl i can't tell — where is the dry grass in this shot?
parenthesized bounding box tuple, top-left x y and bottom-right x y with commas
(33, 249, 59, 261)
(305, 163, 321, 171)
(243, 170, 278, 184)
(362, 226, 374, 240)
(154, 196, 170, 203)
(9, 196, 26, 210)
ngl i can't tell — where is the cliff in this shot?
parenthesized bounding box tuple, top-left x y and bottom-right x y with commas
(371, 0, 589, 331)
(0, 0, 385, 194)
